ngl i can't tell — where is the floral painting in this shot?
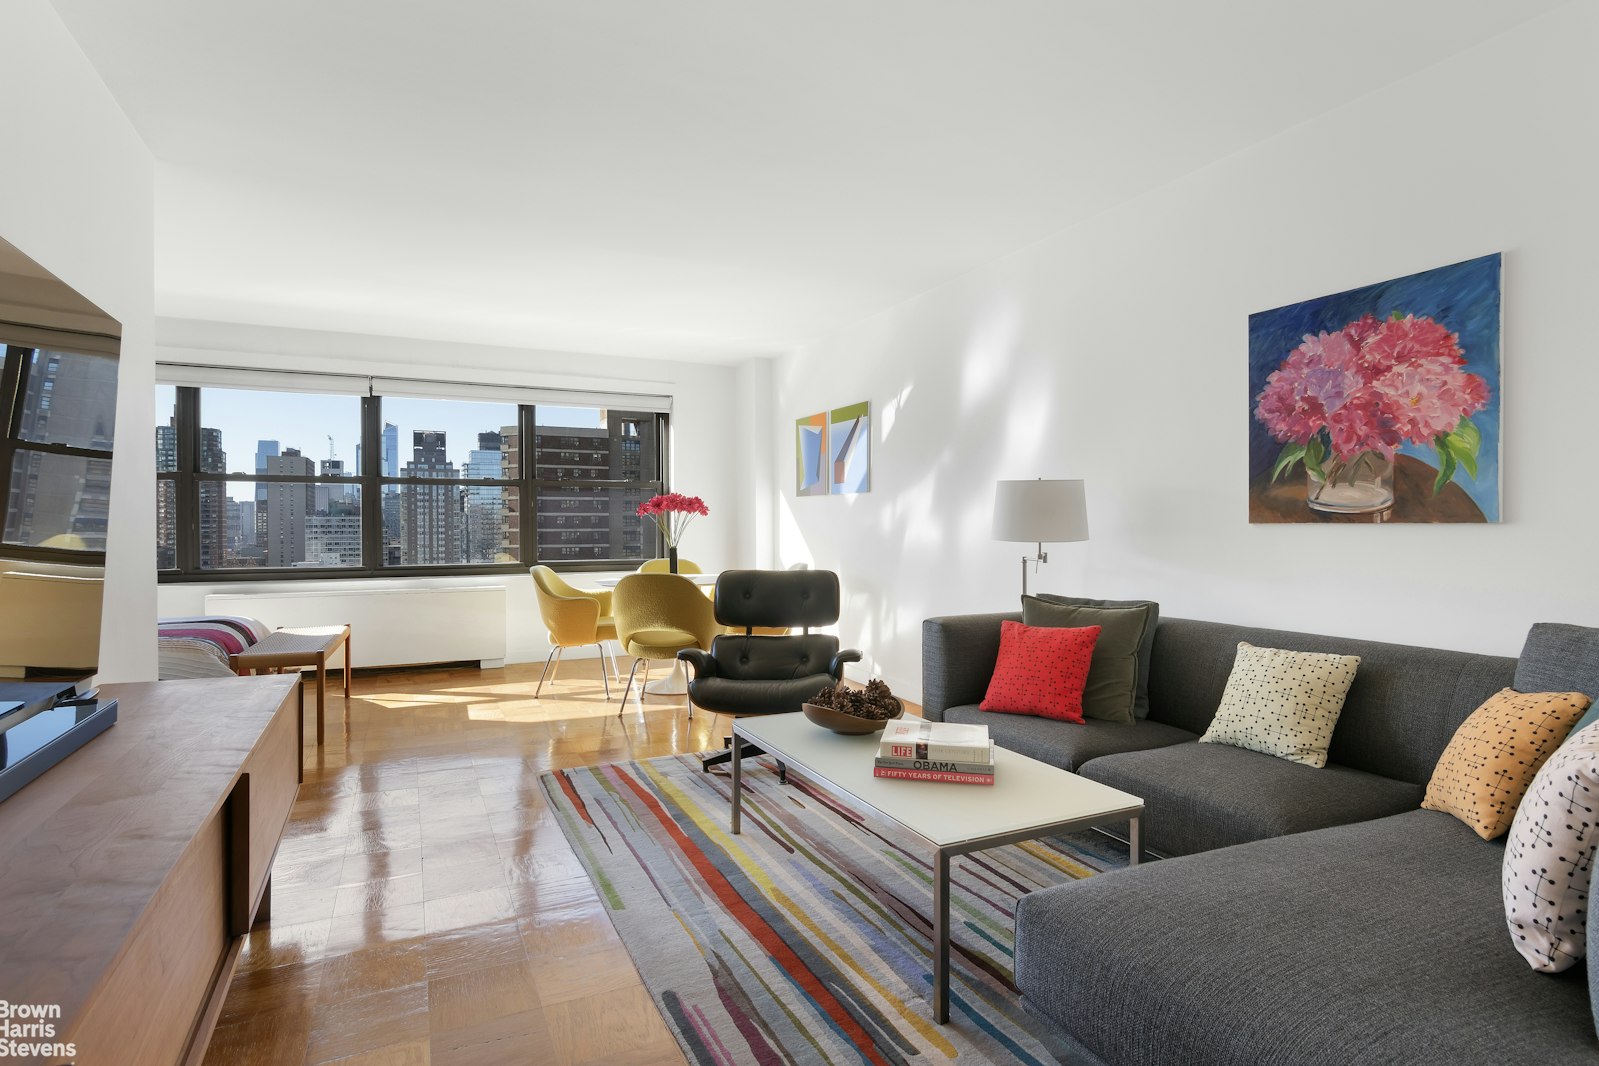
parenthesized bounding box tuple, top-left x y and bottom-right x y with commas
(1248, 254, 1501, 523)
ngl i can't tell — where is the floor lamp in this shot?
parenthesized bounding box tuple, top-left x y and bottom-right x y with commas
(992, 479, 1089, 598)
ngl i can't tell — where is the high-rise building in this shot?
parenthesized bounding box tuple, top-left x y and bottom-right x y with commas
(155, 422, 177, 568)
(531, 413, 655, 561)
(464, 431, 505, 563)
(154, 419, 226, 566)
(381, 421, 401, 552)
(254, 440, 280, 475)
(315, 458, 350, 514)
(264, 448, 315, 566)
(198, 426, 227, 569)
(399, 430, 462, 564)
(254, 439, 279, 545)
(304, 513, 361, 566)
(499, 424, 519, 560)
(156, 422, 177, 471)
(382, 423, 399, 479)
(233, 499, 257, 549)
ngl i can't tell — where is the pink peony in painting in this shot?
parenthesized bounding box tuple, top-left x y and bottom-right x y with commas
(1248, 254, 1501, 523)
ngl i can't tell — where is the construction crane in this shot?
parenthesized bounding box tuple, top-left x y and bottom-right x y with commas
(327, 434, 336, 461)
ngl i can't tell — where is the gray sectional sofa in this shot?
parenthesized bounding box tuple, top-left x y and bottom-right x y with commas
(922, 613, 1599, 1065)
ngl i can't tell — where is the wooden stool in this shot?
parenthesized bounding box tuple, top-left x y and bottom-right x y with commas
(230, 625, 352, 747)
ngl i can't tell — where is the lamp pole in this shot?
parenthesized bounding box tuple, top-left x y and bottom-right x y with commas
(1020, 542, 1048, 597)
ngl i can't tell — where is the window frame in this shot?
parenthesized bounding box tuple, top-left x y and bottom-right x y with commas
(159, 388, 670, 581)
(1, 345, 115, 566)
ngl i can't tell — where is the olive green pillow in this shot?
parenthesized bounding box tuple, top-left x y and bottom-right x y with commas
(1026, 594, 1160, 718)
(1021, 597, 1155, 723)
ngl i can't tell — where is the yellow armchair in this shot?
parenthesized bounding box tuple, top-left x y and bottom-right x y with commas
(530, 565, 619, 697)
(612, 573, 719, 710)
(636, 557, 703, 574)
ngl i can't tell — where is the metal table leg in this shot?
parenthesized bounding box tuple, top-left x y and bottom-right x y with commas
(1129, 815, 1141, 866)
(730, 733, 743, 835)
(934, 847, 950, 1023)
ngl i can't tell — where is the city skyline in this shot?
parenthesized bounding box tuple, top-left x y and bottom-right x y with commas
(155, 393, 661, 570)
(155, 386, 605, 475)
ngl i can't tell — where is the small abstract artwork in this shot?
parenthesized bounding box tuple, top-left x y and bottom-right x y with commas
(830, 401, 871, 494)
(796, 412, 829, 497)
(1248, 254, 1501, 524)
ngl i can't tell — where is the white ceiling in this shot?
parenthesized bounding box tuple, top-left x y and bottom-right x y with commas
(52, 1, 1562, 363)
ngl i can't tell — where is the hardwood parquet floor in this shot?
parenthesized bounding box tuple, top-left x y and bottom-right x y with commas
(200, 658, 742, 1066)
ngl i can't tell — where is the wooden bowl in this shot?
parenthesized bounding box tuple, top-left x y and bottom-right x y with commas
(801, 698, 904, 735)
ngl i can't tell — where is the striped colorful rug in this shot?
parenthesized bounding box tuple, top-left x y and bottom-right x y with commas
(542, 753, 1129, 1065)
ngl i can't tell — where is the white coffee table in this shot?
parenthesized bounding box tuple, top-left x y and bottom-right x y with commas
(730, 713, 1143, 1024)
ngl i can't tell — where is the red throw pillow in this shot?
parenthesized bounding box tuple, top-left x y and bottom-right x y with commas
(980, 620, 1100, 722)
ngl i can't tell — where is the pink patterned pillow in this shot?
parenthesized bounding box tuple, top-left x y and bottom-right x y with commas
(979, 621, 1099, 723)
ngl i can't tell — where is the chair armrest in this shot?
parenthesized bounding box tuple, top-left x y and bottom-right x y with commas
(828, 648, 862, 680)
(921, 612, 1019, 722)
(678, 648, 718, 678)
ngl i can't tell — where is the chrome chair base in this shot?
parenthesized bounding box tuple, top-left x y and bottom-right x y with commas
(536, 642, 620, 699)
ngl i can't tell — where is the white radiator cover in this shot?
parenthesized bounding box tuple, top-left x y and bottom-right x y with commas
(204, 585, 508, 669)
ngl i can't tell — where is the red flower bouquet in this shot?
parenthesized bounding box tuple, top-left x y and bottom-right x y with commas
(636, 493, 709, 548)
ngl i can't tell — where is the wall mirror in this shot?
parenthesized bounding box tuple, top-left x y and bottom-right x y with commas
(0, 236, 119, 685)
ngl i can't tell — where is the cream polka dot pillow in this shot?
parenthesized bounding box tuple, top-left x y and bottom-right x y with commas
(1503, 720, 1599, 972)
(1198, 643, 1360, 768)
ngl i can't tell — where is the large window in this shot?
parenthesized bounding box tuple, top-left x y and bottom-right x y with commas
(2, 345, 117, 558)
(156, 379, 667, 577)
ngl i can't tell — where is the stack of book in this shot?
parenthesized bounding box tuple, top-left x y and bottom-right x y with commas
(873, 719, 995, 785)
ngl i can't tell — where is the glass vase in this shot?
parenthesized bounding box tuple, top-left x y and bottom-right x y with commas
(1306, 451, 1394, 515)
(667, 545, 679, 574)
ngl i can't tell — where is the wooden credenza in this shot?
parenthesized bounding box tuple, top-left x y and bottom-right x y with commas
(0, 676, 301, 1066)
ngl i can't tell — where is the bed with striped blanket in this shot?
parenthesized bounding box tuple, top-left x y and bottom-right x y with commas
(158, 615, 270, 680)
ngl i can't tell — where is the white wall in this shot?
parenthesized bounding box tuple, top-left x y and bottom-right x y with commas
(0, 2, 156, 681)
(154, 318, 751, 665)
(774, 2, 1599, 700)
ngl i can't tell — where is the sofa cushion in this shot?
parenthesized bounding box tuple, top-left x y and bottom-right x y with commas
(1018, 810, 1597, 1065)
(1504, 721, 1599, 973)
(1518, 623, 1599, 738)
(1517, 622, 1599, 702)
(1080, 741, 1422, 856)
(979, 620, 1099, 722)
(1423, 688, 1590, 840)
(943, 703, 1194, 772)
(1146, 618, 1516, 783)
(1198, 642, 1360, 768)
(1024, 596, 1157, 722)
(1014, 809, 1596, 1066)
(1030, 594, 1160, 717)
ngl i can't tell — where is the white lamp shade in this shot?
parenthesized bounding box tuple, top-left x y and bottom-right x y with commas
(992, 479, 1089, 543)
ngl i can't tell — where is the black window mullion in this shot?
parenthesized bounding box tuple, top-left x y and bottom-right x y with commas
(362, 394, 380, 572)
(177, 386, 201, 573)
(519, 404, 534, 569)
(0, 349, 27, 555)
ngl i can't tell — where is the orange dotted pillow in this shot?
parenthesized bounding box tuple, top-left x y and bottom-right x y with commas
(980, 620, 1100, 723)
(1423, 688, 1591, 840)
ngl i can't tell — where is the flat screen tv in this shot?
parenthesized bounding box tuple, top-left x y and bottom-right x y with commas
(0, 235, 121, 800)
